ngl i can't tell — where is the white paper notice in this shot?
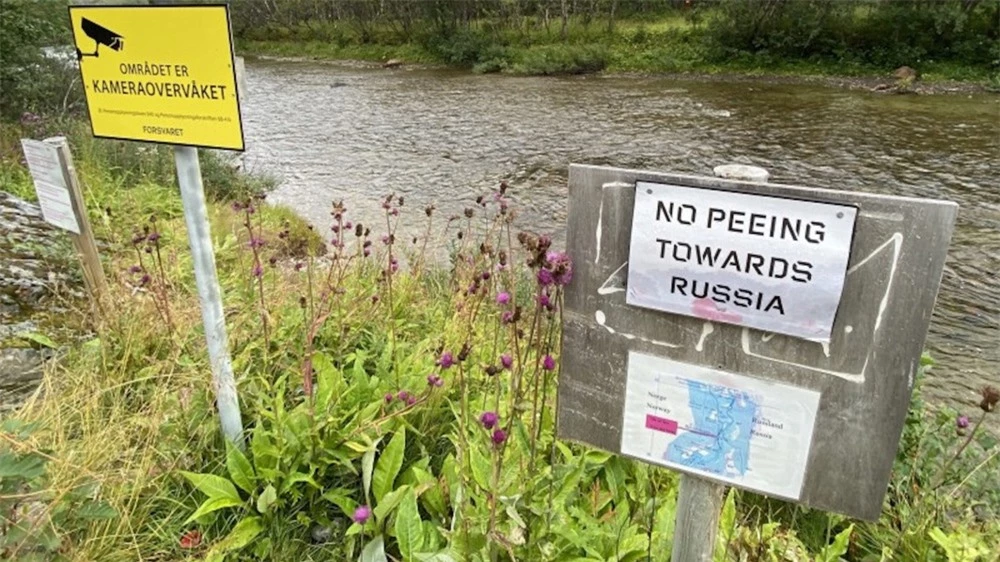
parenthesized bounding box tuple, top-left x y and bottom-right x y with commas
(621, 351, 820, 500)
(626, 181, 857, 342)
(20, 139, 80, 234)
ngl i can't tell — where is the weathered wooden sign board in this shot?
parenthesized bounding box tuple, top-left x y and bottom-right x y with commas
(557, 164, 957, 520)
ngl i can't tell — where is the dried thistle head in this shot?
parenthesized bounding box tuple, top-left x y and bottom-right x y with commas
(981, 385, 1000, 413)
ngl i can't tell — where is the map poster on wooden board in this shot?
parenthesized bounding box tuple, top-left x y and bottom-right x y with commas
(627, 181, 858, 343)
(621, 351, 820, 500)
(20, 139, 80, 235)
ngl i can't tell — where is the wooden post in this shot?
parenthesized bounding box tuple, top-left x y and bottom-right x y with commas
(672, 476, 726, 561)
(669, 164, 771, 561)
(45, 136, 108, 307)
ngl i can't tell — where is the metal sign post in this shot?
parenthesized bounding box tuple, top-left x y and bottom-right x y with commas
(174, 147, 243, 444)
(69, 4, 246, 444)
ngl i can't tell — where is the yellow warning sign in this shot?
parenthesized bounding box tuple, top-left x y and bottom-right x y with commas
(69, 5, 244, 151)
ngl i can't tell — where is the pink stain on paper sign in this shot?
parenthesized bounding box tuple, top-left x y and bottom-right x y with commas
(645, 415, 678, 434)
(692, 298, 742, 323)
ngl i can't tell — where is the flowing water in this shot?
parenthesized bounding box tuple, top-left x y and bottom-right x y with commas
(242, 59, 998, 419)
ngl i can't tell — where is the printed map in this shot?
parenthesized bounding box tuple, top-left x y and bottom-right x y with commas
(621, 351, 820, 500)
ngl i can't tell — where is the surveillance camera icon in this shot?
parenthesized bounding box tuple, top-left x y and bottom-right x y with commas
(76, 18, 124, 61)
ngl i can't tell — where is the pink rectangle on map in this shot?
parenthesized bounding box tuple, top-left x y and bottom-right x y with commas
(645, 415, 678, 434)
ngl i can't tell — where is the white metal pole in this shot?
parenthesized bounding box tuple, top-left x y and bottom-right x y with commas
(174, 146, 243, 445)
(670, 164, 771, 562)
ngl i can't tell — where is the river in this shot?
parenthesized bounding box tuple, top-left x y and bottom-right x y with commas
(241, 59, 998, 419)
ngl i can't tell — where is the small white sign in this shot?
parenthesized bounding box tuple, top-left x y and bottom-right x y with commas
(20, 139, 80, 235)
(627, 181, 856, 342)
(621, 351, 820, 500)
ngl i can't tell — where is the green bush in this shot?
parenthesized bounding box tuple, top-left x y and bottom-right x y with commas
(505, 44, 609, 76)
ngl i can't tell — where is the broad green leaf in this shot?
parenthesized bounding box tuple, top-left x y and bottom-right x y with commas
(180, 471, 241, 502)
(415, 553, 456, 562)
(470, 442, 492, 492)
(373, 428, 406, 502)
(74, 501, 117, 521)
(226, 442, 255, 494)
(184, 496, 244, 524)
(362, 438, 381, 501)
(205, 516, 263, 562)
(256, 484, 277, 514)
(714, 488, 737, 562)
(19, 332, 56, 349)
(322, 487, 359, 517)
(313, 352, 340, 413)
(0, 452, 46, 479)
(394, 488, 424, 560)
(817, 524, 853, 562)
(280, 471, 319, 494)
(360, 535, 388, 562)
(373, 485, 410, 522)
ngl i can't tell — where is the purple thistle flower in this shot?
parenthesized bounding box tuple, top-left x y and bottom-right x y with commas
(957, 415, 970, 429)
(481, 271, 491, 281)
(131, 233, 146, 245)
(384, 393, 394, 403)
(230, 202, 243, 212)
(406, 394, 417, 406)
(352, 505, 371, 524)
(147, 232, 161, 243)
(501, 311, 514, 324)
(427, 373, 443, 387)
(547, 251, 573, 286)
(390, 258, 399, 273)
(252, 264, 263, 278)
(537, 268, 554, 286)
(542, 354, 556, 371)
(491, 429, 508, 446)
(128, 265, 143, 274)
(437, 352, 455, 369)
(344, 221, 352, 230)
(294, 262, 304, 271)
(381, 234, 390, 245)
(538, 293, 551, 308)
(479, 411, 498, 430)
(496, 292, 511, 305)
(248, 237, 265, 249)
(331, 224, 340, 233)
(363, 247, 372, 257)
(397, 390, 410, 403)
(500, 354, 513, 370)
(371, 295, 379, 304)
(139, 274, 151, 286)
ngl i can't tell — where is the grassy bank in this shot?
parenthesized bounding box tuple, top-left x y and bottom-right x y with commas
(2, 119, 999, 560)
(236, 10, 998, 84)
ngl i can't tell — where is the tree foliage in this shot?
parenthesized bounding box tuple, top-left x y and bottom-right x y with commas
(0, 0, 81, 121)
